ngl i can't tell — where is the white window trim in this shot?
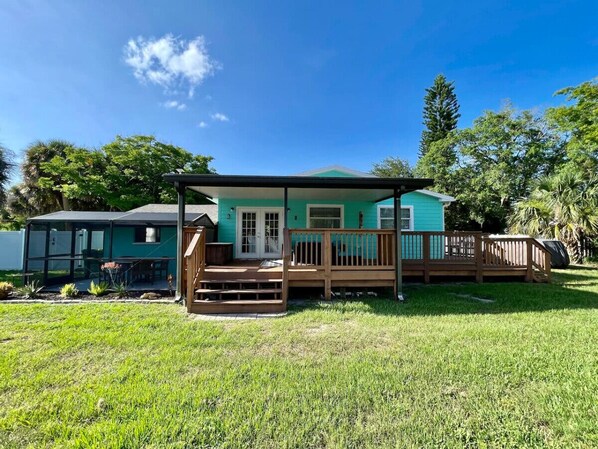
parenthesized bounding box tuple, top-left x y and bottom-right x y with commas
(306, 204, 344, 229)
(377, 205, 414, 231)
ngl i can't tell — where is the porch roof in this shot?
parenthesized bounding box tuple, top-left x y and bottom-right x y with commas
(163, 174, 433, 202)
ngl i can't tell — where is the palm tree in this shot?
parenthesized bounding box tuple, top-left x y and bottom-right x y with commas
(509, 171, 598, 262)
(0, 143, 14, 206)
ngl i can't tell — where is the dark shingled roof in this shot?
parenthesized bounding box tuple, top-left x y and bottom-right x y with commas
(28, 205, 217, 226)
(127, 204, 218, 224)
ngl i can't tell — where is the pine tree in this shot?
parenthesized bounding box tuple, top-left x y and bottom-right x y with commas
(419, 74, 460, 157)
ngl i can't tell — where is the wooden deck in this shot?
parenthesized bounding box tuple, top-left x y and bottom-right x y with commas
(183, 228, 551, 314)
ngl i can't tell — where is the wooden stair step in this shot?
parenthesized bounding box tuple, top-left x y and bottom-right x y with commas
(193, 299, 283, 305)
(196, 288, 282, 295)
(190, 299, 285, 314)
(201, 279, 282, 283)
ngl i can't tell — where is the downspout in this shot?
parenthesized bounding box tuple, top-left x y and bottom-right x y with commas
(175, 182, 186, 302)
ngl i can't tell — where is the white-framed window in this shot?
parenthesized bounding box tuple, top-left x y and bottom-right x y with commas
(307, 205, 344, 229)
(377, 205, 414, 231)
(134, 226, 160, 243)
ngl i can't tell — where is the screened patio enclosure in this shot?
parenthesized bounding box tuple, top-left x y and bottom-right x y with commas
(24, 209, 215, 287)
(24, 212, 119, 286)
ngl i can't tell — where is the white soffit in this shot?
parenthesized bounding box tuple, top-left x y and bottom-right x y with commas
(188, 185, 395, 202)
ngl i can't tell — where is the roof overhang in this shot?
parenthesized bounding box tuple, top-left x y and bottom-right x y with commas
(164, 174, 433, 202)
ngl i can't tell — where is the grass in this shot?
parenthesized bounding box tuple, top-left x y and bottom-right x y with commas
(0, 270, 23, 288)
(1, 267, 597, 448)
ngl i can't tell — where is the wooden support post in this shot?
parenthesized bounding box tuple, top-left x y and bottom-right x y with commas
(175, 183, 186, 301)
(423, 232, 430, 283)
(282, 229, 290, 307)
(324, 231, 332, 300)
(186, 246, 195, 313)
(545, 248, 551, 283)
(474, 234, 483, 283)
(525, 239, 533, 282)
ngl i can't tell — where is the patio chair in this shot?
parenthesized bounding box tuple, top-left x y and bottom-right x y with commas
(132, 260, 154, 284)
(152, 259, 169, 281)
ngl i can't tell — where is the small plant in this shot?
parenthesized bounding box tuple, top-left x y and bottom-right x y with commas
(88, 281, 109, 297)
(18, 281, 43, 299)
(167, 273, 174, 296)
(112, 282, 129, 298)
(0, 282, 14, 300)
(60, 283, 79, 298)
(101, 262, 122, 287)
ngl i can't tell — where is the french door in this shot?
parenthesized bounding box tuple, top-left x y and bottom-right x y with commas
(237, 208, 283, 259)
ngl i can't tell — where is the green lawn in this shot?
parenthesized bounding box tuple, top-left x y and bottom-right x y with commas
(1, 268, 597, 448)
(0, 270, 23, 288)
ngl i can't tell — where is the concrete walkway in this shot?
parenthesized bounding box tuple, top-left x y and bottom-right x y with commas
(192, 312, 288, 320)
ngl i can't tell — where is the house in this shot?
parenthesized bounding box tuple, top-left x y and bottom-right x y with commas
(216, 166, 455, 260)
(23, 204, 216, 287)
(165, 166, 552, 314)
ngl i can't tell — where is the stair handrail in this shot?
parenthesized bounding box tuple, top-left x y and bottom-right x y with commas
(530, 238, 552, 282)
(184, 227, 206, 311)
(282, 228, 291, 306)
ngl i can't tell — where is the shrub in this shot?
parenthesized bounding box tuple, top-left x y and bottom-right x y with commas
(88, 281, 109, 297)
(583, 255, 598, 265)
(0, 282, 14, 300)
(112, 282, 129, 298)
(60, 283, 79, 298)
(18, 281, 43, 299)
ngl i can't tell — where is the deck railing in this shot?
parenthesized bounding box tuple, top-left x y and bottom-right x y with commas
(184, 226, 206, 311)
(287, 229, 551, 282)
(289, 229, 396, 268)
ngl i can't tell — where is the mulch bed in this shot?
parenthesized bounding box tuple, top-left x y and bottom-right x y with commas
(1, 291, 176, 304)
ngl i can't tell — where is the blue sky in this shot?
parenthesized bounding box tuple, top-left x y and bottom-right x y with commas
(1, 0, 597, 179)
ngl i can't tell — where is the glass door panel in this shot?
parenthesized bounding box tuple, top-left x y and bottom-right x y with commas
(263, 211, 281, 257)
(240, 211, 258, 257)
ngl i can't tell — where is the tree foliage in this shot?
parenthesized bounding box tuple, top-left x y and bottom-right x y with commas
(546, 79, 598, 174)
(5, 140, 85, 221)
(4, 136, 214, 225)
(419, 74, 460, 157)
(417, 105, 564, 231)
(371, 157, 413, 177)
(42, 135, 214, 211)
(0, 142, 13, 206)
(509, 171, 598, 262)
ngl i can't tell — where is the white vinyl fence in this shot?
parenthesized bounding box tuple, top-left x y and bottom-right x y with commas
(0, 230, 25, 270)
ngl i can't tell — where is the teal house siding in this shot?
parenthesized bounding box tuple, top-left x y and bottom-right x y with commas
(215, 167, 453, 259)
(377, 191, 445, 231)
(109, 226, 178, 274)
(219, 198, 377, 257)
(311, 169, 360, 178)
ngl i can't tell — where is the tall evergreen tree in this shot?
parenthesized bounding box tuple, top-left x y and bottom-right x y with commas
(419, 74, 460, 157)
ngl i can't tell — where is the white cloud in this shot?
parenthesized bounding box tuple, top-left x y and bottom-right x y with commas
(198, 121, 208, 128)
(124, 34, 220, 97)
(211, 112, 229, 122)
(162, 100, 187, 110)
